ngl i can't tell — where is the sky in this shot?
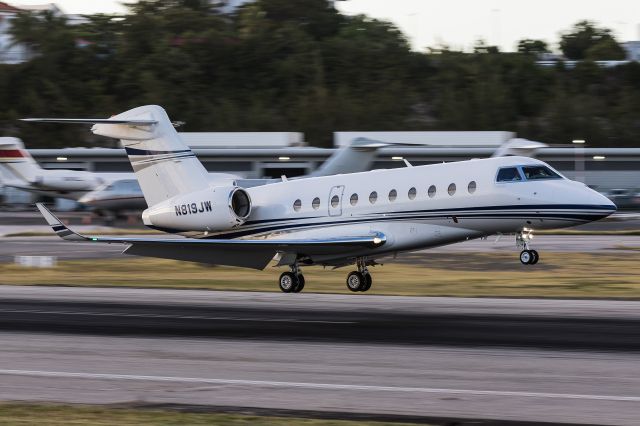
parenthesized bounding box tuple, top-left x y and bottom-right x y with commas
(12, 0, 640, 52)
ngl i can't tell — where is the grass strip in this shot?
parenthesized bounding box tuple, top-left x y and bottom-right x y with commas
(0, 403, 426, 426)
(1, 251, 640, 298)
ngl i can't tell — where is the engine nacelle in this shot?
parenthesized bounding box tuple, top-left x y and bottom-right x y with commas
(142, 186, 252, 232)
(33, 171, 100, 191)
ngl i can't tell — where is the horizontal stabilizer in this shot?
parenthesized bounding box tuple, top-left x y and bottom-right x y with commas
(21, 118, 157, 126)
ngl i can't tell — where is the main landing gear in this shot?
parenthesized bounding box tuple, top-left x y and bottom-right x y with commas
(517, 229, 539, 265)
(519, 249, 539, 265)
(346, 258, 372, 292)
(278, 258, 375, 294)
(279, 263, 305, 293)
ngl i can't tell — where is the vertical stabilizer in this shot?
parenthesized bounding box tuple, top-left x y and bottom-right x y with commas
(0, 137, 41, 183)
(91, 106, 210, 207)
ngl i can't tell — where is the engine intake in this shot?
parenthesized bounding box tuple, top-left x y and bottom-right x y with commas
(230, 187, 251, 219)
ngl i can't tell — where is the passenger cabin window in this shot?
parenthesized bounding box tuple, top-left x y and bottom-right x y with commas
(388, 189, 397, 202)
(496, 167, 523, 182)
(408, 187, 417, 200)
(468, 181, 477, 194)
(522, 166, 562, 180)
(369, 191, 378, 204)
(448, 183, 456, 196)
(331, 195, 340, 208)
(350, 193, 358, 206)
(428, 185, 436, 198)
(312, 197, 320, 210)
(293, 199, 302, 212)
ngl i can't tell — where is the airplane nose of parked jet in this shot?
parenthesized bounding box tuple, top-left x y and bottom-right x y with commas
(77, 194, 96, 205)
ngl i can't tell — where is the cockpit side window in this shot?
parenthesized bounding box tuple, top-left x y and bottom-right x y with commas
(496, 167, 522, 182)
(521, 166, 562, 180)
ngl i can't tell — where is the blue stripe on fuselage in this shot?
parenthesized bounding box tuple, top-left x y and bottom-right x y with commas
(125, 147, 193, 156)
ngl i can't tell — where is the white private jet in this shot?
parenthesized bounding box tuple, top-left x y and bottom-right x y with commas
(34, 105, 616, 293)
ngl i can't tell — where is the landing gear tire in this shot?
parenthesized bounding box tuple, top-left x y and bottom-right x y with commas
(360, 273, 372, 292)
(293, 274, 305, 293)
(520, 250, 539, 265)
(279, 272, 298, 293)
(346, 271, 365, 292)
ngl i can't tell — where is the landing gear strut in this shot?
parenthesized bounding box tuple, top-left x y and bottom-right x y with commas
(279, 263, 305, 293)
(517, 229, 539, 265)
(346, 258, 373, 292)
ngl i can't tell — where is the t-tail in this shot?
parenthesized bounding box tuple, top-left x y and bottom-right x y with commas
(24, 106, 254, 233)
(92, 106, 210, 207)
(24, 105, 211, 207)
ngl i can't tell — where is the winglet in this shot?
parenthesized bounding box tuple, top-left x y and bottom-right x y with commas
(36, 203, 89, 241)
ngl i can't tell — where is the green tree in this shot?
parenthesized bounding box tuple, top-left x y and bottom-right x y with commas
(517, 39, 549, 55)
(585, 37, 626, 60)
(560, 20, 625, 60)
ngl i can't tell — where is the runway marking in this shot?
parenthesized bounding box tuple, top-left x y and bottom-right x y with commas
(0, 309, 354, 324)
(0, 369, 638, 402)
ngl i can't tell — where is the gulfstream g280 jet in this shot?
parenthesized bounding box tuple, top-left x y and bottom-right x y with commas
(33, 105, 616, 293)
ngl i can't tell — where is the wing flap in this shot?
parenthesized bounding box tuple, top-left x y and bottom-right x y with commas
(123, 243, 276, 270)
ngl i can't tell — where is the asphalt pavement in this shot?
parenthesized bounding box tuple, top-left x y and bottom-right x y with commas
(0, 287, 639, 425)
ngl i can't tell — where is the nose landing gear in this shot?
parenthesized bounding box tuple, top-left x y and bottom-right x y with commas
(517, 229, 539, 265)
(346, 258, 373, 292)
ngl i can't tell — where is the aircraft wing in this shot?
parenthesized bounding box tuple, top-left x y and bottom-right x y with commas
(36, 203, 386, 270)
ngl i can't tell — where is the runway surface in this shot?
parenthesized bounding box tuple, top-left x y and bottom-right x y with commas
(0, 286, 639, 425)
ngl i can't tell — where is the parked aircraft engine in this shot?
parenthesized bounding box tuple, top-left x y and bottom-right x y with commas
(141, 186, 252, 232)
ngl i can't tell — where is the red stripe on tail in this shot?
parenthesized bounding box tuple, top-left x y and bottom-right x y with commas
(0, 150, 25, 158)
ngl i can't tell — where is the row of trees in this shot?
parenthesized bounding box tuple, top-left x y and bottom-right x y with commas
(0, 0, 639, 148)
(518, 20, 627, 60)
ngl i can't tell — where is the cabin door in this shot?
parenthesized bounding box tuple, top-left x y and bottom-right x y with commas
(328, 185, 345, 217)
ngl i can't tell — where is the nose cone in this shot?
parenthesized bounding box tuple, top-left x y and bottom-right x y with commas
(584, 186, 617, 220)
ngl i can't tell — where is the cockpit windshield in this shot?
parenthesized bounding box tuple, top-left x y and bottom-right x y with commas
(521, 166, 562, 180)
(496, 167, 522, 182)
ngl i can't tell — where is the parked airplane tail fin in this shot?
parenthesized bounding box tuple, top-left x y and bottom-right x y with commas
(24, 106, 210, 207)
(0, 137, 41, 183)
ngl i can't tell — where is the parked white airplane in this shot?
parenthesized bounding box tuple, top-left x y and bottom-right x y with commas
(0, 137, 130, 202)
(34, 105, 616, 293)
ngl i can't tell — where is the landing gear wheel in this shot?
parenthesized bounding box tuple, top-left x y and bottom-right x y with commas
(520, 250, 533, 265)
(529, 250, 539, 265)
(346, 271, 365, 292)
(360, 273, 372, 292)
(279, 272, 298, 293)
(293, 274, 305, 293)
